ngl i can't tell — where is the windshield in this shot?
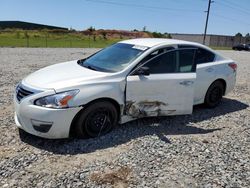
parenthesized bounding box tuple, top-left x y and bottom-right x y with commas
(80, 43, 147, 72)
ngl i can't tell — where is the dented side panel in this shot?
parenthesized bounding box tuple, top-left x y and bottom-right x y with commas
(125, 73, 196, 118)
(126, 100, 175, 118)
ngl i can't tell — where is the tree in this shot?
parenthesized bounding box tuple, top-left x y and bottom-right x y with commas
(246, 33, 250, 43)
(142, 26, 147, 32)
(166, 33, 172, 39)
(101, 31, 107, 40)
(69, 27, 76, 32)
(151, 31, 166, 38)
(235, 32, 243, 37)
(87, 26, 95, 32)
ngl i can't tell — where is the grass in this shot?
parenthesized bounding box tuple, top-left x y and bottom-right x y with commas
(0, 29, 234, 49)
(0, 29, 124, 48)
(210, 46, 232, 50)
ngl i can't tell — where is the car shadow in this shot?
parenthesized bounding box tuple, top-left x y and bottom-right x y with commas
(19, 98, 249, 155)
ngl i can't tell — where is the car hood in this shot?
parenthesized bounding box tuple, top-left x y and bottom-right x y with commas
(23, 60, 110, 90)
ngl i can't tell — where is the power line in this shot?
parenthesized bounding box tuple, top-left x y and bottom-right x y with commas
(222, 0, 250, 13)
(85, 0, 203, 12)
(213, 13, 250, 27)
(85, 0, 249, 34)
(216, 1, 250, 16)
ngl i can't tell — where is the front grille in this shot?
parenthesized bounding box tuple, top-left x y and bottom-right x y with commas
(16, 85, 34, 102)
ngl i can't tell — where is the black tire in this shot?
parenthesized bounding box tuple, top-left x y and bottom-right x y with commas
(204, 81, 224, 108)
(74, 101, 118, 138)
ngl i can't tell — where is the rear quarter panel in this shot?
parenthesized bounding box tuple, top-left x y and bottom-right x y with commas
(194, 59, 236, 105)
(213, 60, 237, 95)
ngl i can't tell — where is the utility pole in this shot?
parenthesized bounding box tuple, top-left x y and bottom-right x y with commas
(203, 0, 213, 45)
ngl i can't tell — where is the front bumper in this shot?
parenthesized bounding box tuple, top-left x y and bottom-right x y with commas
(14, 86, 82, 139)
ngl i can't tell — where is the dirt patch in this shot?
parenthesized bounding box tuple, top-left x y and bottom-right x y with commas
(90, 166, 132, 187)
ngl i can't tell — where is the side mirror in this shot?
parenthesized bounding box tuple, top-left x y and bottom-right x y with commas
(134, 66, 150, 76)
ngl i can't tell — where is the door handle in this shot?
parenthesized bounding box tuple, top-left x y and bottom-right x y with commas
(179, 81, 194, 86)
(205, 68, 214, 72)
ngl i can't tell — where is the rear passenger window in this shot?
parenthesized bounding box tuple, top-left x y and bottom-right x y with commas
(195, 48, 215, 64)
(179, 45, 215, 64)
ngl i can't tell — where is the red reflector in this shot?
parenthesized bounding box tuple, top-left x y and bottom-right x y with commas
(228, 63, 237, 71)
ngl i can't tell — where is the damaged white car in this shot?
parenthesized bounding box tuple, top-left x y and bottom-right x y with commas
(14, 38, 237, 139)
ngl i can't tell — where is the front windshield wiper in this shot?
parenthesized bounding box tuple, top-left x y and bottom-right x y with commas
(77, 59, 115, 73)
(85, 65, 98, 71)
(77, 59, 97, 71)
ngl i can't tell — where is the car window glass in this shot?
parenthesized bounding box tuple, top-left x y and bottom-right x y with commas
(145, 51, 177, 74)
(178, 45, 196, 49)
(179, 45, 215, 64)
(139, 47, 175, 64)
(195, 48, 215, 64)
(142, 49, 195, 74)
(82, 43, 146, 72)
(178, 49, 196, 72)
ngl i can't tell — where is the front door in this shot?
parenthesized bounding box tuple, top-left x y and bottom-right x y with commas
(125, 48, 197, 118)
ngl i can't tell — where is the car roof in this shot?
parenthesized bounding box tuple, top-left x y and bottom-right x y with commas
(119, 38, 203, 48)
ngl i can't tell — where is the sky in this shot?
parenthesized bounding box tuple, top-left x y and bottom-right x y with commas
(1, 0, 250, 36)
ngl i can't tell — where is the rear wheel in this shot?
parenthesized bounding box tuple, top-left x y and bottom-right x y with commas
(75, 101, 118, 138)
(204, 81, 224, 108)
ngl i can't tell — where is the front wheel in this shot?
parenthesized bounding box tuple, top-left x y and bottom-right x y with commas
(74, 101, 118, 138)
(204, 81, 224, 108)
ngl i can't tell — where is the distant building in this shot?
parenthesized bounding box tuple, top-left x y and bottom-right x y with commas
(0, 21, 68, 30)
(170, 33, 250, 47)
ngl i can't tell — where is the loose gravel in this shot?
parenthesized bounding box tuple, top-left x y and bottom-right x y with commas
(0, 48, 249, 188)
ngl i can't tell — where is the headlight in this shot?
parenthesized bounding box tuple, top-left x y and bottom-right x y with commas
(34, 90, 79, 108)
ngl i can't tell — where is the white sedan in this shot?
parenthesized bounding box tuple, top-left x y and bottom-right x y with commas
(14, 38, 237, 139)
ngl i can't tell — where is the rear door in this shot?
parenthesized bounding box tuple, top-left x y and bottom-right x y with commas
(179, 45, 216, 104)
(125, 48, 196, 118)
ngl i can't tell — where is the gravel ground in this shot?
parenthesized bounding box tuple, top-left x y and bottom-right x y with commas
(0, 48, 249, 188)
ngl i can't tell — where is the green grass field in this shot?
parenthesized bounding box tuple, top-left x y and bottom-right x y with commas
(0, 30, 233, 50)
(0, 30, 124, 48)
(209, 46, 232, 50)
